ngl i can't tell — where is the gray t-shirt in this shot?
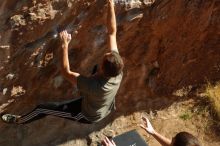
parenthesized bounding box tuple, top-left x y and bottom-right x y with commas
(77, 72, 123, 122)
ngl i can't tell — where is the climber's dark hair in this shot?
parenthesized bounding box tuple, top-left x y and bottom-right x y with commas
(172, 132, 201, 146)
(102, 51, 124, 77)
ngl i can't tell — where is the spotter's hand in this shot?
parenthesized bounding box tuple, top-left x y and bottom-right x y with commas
(140, 116, 155, 135)
(102, 137, 116, 146)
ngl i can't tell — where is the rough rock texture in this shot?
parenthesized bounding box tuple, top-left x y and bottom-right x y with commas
(0, 0, 219, 145)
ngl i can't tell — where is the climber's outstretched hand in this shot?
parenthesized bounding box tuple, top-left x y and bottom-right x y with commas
(140, 116, 155, 135)
(102, 137, 116, 146)
(59, 30, 72, 45)
(106, 0, 114, 5)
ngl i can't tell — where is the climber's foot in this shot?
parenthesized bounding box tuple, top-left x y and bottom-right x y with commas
(1, 114, 20, 124)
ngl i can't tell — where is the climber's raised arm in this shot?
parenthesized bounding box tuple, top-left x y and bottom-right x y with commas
(106, 0, 118, 53)
(59, 30, 80, 85)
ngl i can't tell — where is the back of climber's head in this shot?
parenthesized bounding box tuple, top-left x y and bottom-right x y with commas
(102, 51, 124, 77)
(172, 132, 201, 146)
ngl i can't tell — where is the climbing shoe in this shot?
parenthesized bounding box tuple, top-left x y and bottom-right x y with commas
(1, 114, 18, 123)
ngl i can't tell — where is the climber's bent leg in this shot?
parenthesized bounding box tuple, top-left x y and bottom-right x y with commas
(18, 97, 91, 124)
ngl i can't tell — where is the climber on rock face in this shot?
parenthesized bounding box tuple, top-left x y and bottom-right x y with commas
(2, 0, 123, 124)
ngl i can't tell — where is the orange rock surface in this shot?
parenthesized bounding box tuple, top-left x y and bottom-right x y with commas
(0, 0, 219, 145)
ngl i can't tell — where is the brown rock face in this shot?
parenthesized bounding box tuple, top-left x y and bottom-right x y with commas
(0, 0, 219, 145)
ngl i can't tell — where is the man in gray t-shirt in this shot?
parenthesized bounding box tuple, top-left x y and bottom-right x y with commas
(2, 0, 123, 124)
(78, 69, 123, 122)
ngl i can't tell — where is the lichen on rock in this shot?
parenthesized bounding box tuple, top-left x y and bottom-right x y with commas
(10, 15, 26, 27)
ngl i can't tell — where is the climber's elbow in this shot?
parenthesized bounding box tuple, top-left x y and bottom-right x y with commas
(61, 69, 80, 85)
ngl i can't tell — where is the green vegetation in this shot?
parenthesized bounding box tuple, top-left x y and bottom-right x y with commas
(179, 111, 192, 121)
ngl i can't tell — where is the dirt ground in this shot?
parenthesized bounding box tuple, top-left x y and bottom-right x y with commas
(85, 97, 220, 146)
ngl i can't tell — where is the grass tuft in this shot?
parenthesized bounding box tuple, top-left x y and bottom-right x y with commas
(179, 112, 192, 121)
(205, 82, 220, 119)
